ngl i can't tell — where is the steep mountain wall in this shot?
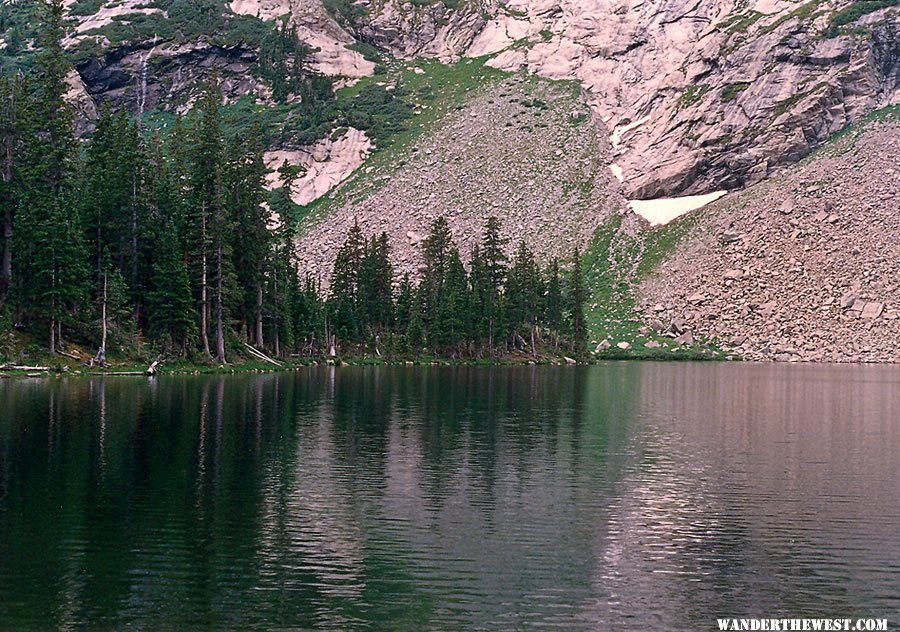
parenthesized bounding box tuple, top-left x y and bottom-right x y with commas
(8, 0, 893, 204)
(350, 0, 899, 199)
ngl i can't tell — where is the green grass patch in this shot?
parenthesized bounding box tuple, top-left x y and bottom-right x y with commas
(678, 84, 712, 108)
(581, 214, 729, 360)
(772, 81, 830, 116)
(721, 82, 750, 102)
(829, 0, 897, 26)
(758, 0, 828, 35)
(720, 10, 766, 32)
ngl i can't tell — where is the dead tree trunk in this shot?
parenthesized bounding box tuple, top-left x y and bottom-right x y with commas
(255, 281, 264, 348)
(199, 207, 211, 357)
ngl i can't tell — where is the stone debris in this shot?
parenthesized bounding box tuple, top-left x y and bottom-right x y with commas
(639, 123, 900, 364)
(296, 76, 624, 286)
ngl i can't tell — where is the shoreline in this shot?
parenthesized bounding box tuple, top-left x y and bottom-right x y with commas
(0, 346, 732, 379)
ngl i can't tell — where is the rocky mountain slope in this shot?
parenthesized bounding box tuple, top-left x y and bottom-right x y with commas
(635, 116, 899, 363)
(295, 66, 624, 284)
(338, 0, 900, 198)
(2, 0, 897, 362)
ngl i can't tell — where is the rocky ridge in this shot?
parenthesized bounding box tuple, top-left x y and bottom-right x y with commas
(637, 119, 899, 363)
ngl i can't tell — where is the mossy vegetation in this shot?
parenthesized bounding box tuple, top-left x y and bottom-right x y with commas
(721, 82, 750, 102)
(581, 216, 725, 361)
(820, 0, 896, 38)
(757, 0, 829, 35)
(829, 0, 897, 26)
(678, 84, 711, 108)
(720, 10, 766, 33)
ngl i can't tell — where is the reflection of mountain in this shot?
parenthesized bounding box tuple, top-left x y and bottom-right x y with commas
(0, 366, 898, 629)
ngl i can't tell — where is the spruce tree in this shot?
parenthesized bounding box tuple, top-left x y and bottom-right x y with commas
(14, 0, 89, 351)
(567, 246, 587, 354)
(147, 223, 196, 355)
(188, 78, 232, 361)
(432, 248, 469, 354)
(0, 75, 23, 304)
(479, 216, 508, 351)
(544, 257, 563, 348)
(358, 231, 393, 336)
(226, 124, 270, 347)
(329, 221, 365, 348)
(420, 216, 452, 334)
(506, 240, 542, 354)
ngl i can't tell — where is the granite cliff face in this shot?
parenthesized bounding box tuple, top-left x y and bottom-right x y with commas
(348, 0, 899, 198)
(8, 0, 893, 202)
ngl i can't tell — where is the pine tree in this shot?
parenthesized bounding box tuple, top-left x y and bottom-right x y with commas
(544, 257, 563, 348)
(478, 216, 508, 352)
(432, 248, 469, 354)
(420, 216, 453, 334)
(506, 240, 542, 354)
(0, 75, 24, 304)
(188, 78, 232, 361)
(82, 109, 147, 304)
(394, 273, 413, 345)
(147, 223, 196, 354)
(14, 0, 89, 351)
(226, 124, 270, 348)
(331, 219, 365, 303)
(358, 231, 393, 337)
(567, 246, 587, 354)
(405, 288, 424, 353)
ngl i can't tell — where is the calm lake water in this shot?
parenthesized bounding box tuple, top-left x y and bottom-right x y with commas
(0, 364, 898, 630)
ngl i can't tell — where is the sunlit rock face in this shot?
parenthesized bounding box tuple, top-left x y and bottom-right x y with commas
(54, 0, 898, 202)
(228, 0, 375, 78)
(346, 0, 899, 198)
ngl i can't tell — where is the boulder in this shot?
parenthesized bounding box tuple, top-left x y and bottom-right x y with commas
(675, 331, 694, 346)
(644, 340, 661, 349)
(687, 293, 706, 305)
(860, 302, 884, 319)
(616, 341, 631, 350)
(839, 291, 858, 309)
(595, 339, 611, 352)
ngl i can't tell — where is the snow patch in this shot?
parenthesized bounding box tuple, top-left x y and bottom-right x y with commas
(610, 163, 624, 182)
(629, 191, 727, 226)
(610, 115, 650, 150)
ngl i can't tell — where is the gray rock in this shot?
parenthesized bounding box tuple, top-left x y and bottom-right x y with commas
(675, 331, 694, 346)
(687, 293, 706, 305)
(839, 292, 858, 309)
(860, 302, 884, 319)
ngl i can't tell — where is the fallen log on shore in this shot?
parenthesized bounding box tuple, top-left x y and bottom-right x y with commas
(244, 344, 283, 367)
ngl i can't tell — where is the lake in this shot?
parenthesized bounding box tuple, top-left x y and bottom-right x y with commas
(0, 364, 898, 630)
